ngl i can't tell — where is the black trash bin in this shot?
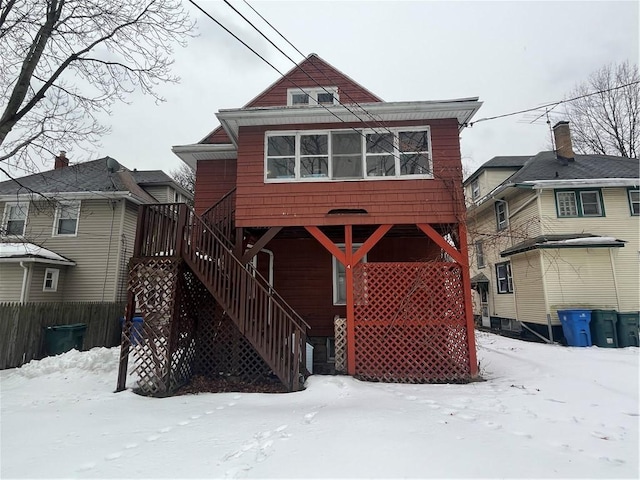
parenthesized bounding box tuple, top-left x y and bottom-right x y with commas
(616, 312, 639, 347)
(44, 323, 87, 356)
(590, 310, 618, 348)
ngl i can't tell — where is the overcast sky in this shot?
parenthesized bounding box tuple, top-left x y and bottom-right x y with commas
(58, 0, 640, 177)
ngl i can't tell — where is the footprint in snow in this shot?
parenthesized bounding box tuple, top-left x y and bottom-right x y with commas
(484, 421, 502, 430)
(146, 434, 160, 442)
(158, 426, 172, 433)
(124, 443, 138, 449)
(304, 411, 318, 424)
(77, 462, 96, 471)
(233, 394, 242, 400)
(178, 420, 191, 426)
(418, 399, 437, 405)
(405, 395, 418, 401)
(205, 410, 214, 415)
(190, 414, 201, 420)
(227, 402, 237, 407)
(105, 452, 122, 461)
(224, 464, 252, 479)
(457, 414, 477, 422)
(511, 431, 533, 439)
(598, 456, 625, 465)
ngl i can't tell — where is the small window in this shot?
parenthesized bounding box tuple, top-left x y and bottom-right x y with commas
(555, 189, 604, 218)
(471, 179, 480, 200)
(332, 243, 366, 305)
(628, 189, 639, 215)
(326, 337, 336, 361)
(495, 200, 508, 231)
(291, 93, 309, 105)
(317, 92, 334, 105)
(496, 262, 513, 294)
(287, 87, 339, 106)
(475, 241, 485, 268)
(2, 202, 28, 236)
(399, 130, 430, 176)
(43, 268, 60, 292)
(54, 201, 80, 236)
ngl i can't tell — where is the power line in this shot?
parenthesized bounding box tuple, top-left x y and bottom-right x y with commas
(467, 81, 640, 127)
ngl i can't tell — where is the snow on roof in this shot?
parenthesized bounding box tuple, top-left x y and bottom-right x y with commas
(0, 243, 75, 265)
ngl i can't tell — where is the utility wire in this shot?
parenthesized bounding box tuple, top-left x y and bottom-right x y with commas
(467, 81, 640, 127)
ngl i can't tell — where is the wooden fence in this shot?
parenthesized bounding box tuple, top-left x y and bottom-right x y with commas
(0, 302, 125, 369)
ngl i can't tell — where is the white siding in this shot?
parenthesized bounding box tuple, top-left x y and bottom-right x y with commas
(539, 187, 639, 312)
(511, 251, 547, 325)
(0, 264, 25, 302)
(143, 185, 171, 203)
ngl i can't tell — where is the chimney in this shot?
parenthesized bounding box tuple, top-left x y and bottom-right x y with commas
(553, 121, 574, 161)
(54, 151, 69, 169)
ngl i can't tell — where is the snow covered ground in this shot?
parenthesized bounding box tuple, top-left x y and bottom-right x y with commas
(1, 331, 638, 479)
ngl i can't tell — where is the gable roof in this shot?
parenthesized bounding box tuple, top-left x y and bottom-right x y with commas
(0, 242, 75, 266)
(0, 157, 167, 204)
(465, 156, 531, 184)
(200, 53, 384, 145)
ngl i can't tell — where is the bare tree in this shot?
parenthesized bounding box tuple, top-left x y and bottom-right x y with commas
(0, 0, 194, 169)
(564, 61, 639, 158)
(171, 162, 195, 206)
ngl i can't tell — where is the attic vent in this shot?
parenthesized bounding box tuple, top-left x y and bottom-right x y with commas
(327, 208, 368, 215)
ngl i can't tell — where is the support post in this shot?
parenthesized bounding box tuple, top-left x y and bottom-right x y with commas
(241, 227, 282, 264)
(457, 222, 478, 377)
(234, 227, 244, 257)
(116, 286, 136, 392)
(345, 225, 356, 375)
(416, 223, 464, 264)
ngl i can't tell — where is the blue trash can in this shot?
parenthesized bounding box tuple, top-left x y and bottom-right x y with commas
(558, 309, 592, 347)
(120, 316, 144, 345)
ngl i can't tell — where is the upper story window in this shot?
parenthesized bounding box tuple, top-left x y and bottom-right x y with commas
(287, 87, 338, 106)
(475, 240, 485, 268)
(628, 189, 639, 215)
(265, 126, 433, 182)
(53, 201, 80, 236)
(495, 261, 513, 294)
(2, 201, 28, 236)
(555, 189, 604, 218)
(471, 179, 480, 200)
(495, 200, 508, 231)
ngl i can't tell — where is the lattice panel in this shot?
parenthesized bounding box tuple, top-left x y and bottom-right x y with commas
(353, 262, 471, 383)
(334, 317, 347, 373)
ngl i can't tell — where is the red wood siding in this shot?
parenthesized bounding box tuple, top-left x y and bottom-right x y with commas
(194, 158, 237, 215)
(204, 127, 231, 144)
(234, 118, 465, 227)
(246, 55, 382, 108)
(259, 236, 441, 336)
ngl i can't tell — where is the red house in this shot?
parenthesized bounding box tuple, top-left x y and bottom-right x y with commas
(117, 55, 482, 394)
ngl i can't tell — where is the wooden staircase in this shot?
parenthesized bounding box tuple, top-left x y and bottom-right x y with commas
(124, 197, 309, 392)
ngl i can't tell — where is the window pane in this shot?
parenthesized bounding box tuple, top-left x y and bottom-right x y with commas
(399, 130, 429, 152)
(332, 132, 361, 154)
(267, 158, 295, 178)
(400, 153, 430, 175)
(301, 157, 328, 177)
(267, 136, 295, 156)
(300, 134, 328, 155)
(6, 220, 25, 235)
(333, 155, 362, 179)
(58, 218, 77, 235)
(317, 93, 334, 104)
(366, 133, 394, 154)
(9, 204, 27, 220)
(557, 192, 577, 216)
(366, 155, 395, 176)
(292, 93, 308, 105)
(580, 191, 601, 216)
(631, 191, 640, 215)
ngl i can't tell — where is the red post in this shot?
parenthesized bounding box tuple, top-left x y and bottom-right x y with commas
(345, 225, 356, 375)
(458, 222, 478, 377)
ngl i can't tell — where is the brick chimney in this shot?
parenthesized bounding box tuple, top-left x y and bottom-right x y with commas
(54, 151, 68, 169)
(553, 121, 574, 161)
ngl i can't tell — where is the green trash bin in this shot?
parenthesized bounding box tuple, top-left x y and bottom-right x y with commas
(44, 323, 87, 356)
(616, 312, 639, 347)
(590, 310, 618, 348)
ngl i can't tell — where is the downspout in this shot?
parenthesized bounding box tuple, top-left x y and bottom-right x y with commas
(19, 261, 32, 304)
(608, 248, 621, 311)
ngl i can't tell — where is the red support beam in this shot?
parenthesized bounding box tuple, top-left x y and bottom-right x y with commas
(353, 224, 392, 264)
(304, 226, 346, 264)
(344, 225, 356, 375)
(457, 222, 478, 377)
(416, 223, 464, 264)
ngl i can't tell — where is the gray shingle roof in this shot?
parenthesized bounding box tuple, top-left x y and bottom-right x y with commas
(130, 170, 175, 185)
(507, 151, 639, 183)
(465, 156, 530, 184)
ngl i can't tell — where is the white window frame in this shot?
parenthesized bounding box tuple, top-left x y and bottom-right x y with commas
(495, 200, 508, 231)
(287, 87, 339, 106)
(471, 179, 480, 200)
(2, 201, 29, 236)
(496, 262, 513, 294)
(264, 126, 433, 183)
(475, 240, 485, 268)
(43, 268, 60, 292)
(332, 243, 366, 306)
(53, 201, 81, 236)
(629, 189, 639, 216)
(579, 191, 602, 216)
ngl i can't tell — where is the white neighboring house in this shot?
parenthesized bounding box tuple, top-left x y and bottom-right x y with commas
(464, 122, 639, 341)
(0, 154, 192, 303)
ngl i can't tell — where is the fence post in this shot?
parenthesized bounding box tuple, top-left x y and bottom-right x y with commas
(175, 204, 188, 258)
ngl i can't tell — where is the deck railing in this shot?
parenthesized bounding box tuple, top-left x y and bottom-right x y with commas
(201, 188, 236, 250)
(133, 202, 308, 391)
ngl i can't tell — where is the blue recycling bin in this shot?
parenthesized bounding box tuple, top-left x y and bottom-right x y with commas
(120, 316, 144, 345)
(558, 309, 592, 347)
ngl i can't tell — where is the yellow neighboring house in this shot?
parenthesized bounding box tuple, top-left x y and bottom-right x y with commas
(0, 154, 192, 303)
(464, 122, 639, 342)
